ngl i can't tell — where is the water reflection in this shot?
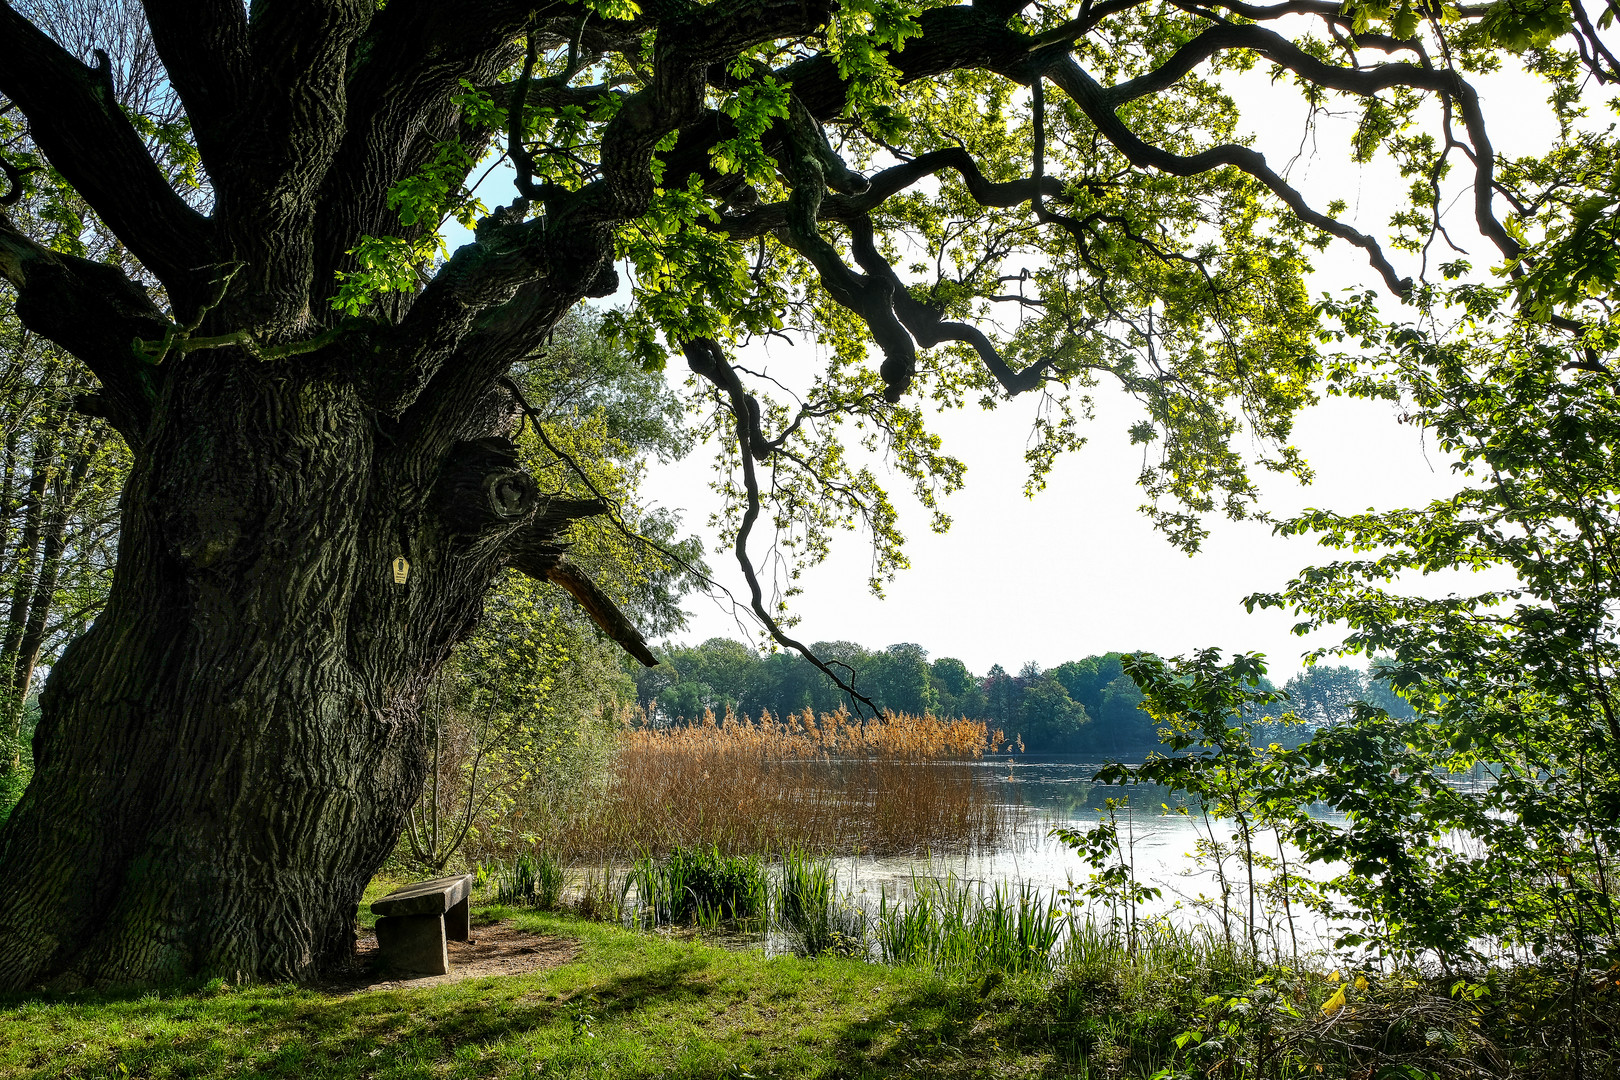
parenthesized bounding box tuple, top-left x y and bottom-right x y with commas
(826, 754, 1352, 950)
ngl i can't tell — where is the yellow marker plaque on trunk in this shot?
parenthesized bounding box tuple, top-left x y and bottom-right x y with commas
(392, 556, 410, 584)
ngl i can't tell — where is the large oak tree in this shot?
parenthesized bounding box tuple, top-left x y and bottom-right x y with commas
(0, 0, 1588, 987)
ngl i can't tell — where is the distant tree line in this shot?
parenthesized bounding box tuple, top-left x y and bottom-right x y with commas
(629, 640, 1413, 754)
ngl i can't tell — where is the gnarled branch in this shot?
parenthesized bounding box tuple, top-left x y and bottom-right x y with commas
(0, 156, 36, 207)
(0, 4, 211, 298)
(504, 499, 661, 669)
(0, 213, 165, 440)
(1046, 56, 1416, 295)
(713, 146, 1067, 240)
(1087, 22, 1515, 264)
(543, 559, 659, 668)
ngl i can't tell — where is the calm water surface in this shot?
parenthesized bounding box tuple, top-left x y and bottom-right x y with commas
(830, 754, 1357, 946)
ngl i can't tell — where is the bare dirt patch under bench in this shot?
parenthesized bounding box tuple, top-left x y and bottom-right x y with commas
(348, 920, 580, 991)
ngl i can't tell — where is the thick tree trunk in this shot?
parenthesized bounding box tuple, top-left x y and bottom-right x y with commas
(0, 351, 529, 989)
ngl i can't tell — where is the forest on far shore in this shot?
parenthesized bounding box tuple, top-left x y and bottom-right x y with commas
(630, 639, 1412, 753)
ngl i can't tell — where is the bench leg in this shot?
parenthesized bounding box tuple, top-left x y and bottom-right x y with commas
(445, 894, 469, 942)
(375, 914, 448, 975)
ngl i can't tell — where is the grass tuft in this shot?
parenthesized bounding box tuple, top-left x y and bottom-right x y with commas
(776, 849, 869, 957)
(628, 845, 769, 928)
(875, 874, 1063, 976)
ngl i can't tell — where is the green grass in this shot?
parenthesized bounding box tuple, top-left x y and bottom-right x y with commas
(0, 908, 1078, 1080)
(4, 903, 1614, 1078)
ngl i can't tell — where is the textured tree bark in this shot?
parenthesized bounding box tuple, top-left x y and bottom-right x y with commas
(0, 347, 539, 989)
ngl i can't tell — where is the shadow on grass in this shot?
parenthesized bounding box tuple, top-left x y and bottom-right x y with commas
(1, 946, 601, 1079)
(749, 967, 1175, 1080)
(1, 928, 1134, 1080)
(4, 983, 556, 1079)
(585, 953, 715, 1019)
(782, 976, 1087, 1080)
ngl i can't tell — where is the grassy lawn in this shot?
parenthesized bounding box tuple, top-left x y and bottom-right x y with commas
(0, 908, 1092, 1080)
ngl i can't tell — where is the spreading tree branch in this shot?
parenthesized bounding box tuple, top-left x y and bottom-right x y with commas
(1046, 56, 1416, 295)
(0, 213, 165, 440)
(1089, 22, 1515, 263)
(385, 0, 833, 435)
(542, 559, 659, 667)
(713, 146, 1067, 240)
(683, 338, 879, 716)
(0, 4, 211, 298)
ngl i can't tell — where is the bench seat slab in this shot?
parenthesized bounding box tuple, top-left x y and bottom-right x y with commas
(370, 874, 473, 918)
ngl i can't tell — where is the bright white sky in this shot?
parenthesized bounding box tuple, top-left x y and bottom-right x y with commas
(645, 352, 1467, 679)
(462, 41, 1566, 680)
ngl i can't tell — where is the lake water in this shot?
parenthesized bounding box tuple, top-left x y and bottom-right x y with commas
(827, 754, 1358, 952)
(618, 753, 1490, 955)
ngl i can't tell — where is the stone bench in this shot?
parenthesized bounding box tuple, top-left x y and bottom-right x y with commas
(370, 873, 475, 975)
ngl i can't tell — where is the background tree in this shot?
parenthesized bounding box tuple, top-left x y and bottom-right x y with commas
(633, 634, 1429, 755)
(864, 642, 937, 717)
(929, 655, 980, 718)
(0, 0, 1571, 988)
(1279, 665, 1368, 729)
(1014, 660, 1089, 750)
(0, 350, 125, 776)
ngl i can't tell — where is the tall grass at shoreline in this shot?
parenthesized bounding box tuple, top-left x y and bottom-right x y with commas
(628, 845, 770, 927)
(876, 875, 1065, 976)
(452, 701, 1620, 1074)
(470, 838, 1616, 1075)
(515, 707, 1020, 860)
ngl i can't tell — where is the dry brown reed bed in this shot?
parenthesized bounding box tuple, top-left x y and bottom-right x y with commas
(534, 708, 1024, 860)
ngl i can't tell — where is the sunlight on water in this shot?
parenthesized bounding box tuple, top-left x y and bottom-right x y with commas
(827, 754, 1359, 952)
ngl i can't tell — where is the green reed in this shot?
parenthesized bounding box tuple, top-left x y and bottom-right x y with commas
(490, 848, 565, 909)
(874, 873, 1064, 976)
(775, 848, 868, 956)
(629, 844, 769, 927)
